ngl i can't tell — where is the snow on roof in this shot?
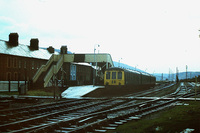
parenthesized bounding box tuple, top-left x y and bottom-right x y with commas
(72, 62, 92, 67)
(0, 40, 58, 60)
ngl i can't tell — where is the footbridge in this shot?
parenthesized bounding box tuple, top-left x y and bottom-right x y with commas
(32, 53, 114, 88)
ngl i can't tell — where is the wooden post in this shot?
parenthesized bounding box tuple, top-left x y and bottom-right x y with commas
(195, 76, 197, 101)
(53, 75, 56, 100)
(18, 80, 20, 92)
(8, 80, 11, 92)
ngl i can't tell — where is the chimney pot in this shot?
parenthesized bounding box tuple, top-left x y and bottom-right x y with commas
(30, 38, 39, 50)
(9, 33, 19, 46)
(47, 46, 55, 53)
(60, 46, 68, 54)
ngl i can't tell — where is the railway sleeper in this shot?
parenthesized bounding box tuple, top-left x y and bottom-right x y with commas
(5, 98, 179, 133)
(0, 113, 15, 122)
(2, 122, 21, 132)
(69, 119, 107, 133)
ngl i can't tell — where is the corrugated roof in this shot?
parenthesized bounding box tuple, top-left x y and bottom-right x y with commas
(0, 40, 58, 60)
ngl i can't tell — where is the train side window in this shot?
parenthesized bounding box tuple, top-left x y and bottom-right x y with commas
(106, 72, 110, 79)
(118, 72, 122, 79)
(112, 72, 116, 79)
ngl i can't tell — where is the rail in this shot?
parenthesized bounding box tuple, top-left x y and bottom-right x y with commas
(0, 83, 199, 132)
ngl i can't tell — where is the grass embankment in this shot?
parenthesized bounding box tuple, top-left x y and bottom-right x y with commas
(106, 101, 200, 133)
(27, 90, 54, 96)
(0, 92, 19, 95)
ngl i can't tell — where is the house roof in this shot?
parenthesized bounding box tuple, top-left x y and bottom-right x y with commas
(0, 40, 58, 60)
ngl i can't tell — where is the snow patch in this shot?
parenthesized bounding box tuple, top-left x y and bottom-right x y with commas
(61, 85, 104, 98)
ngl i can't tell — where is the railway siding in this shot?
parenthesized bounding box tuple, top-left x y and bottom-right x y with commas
(0, 82, 199, 132)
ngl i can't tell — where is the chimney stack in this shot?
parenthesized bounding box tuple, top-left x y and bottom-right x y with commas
(47, 46, 55, 53)
(60, 46, 68, 54)
(9, 33, 19, 46)
(30, 38, 39, 50)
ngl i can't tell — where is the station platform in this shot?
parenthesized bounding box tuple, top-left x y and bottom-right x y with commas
(61, 85, 105, 98)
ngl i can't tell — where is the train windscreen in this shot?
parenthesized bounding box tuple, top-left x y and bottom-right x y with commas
(118, 72, 122, 79)
(106, 72, 110, 79)
(112, 72, 116, 79)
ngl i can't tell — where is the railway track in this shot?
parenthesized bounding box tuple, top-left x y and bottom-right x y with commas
(126, 83, 176, 97)
(0, 82, 198, 133)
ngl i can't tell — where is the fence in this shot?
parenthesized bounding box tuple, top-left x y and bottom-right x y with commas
(0, 81, 28, 92)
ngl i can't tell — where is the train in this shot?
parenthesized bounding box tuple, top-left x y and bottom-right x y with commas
(104, 67, 156, 88)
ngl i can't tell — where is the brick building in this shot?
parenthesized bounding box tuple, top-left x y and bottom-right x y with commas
(0, 33, 94, 91)
(0, 33, 57, 82)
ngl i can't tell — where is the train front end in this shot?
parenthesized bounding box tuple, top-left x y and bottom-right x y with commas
(104, 67, 125, 86)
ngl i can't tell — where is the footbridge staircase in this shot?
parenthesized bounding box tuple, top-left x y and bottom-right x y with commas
(32, 53, 114, 88)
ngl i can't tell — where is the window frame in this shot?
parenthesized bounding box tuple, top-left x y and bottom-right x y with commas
(106, 72, 111, 79)
(118, 71, 122, 79)
(112, 72, 116, 79)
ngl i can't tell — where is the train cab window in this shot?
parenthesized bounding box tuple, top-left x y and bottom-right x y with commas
(112, 72, 116, 79)
(118, 72, 122, 79)
(106, 72, 110, 79)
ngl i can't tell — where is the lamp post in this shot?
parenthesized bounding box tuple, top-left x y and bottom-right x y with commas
(135, 65, 138, 71)
(93, 44, 100, 86)
(118, 58, 122, 67)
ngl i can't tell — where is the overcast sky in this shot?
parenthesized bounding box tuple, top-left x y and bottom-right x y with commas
(1, 0, 200, 74)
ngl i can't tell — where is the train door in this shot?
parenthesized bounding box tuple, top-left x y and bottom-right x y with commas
(117, 71, 124, 85)
(111, 71, 117, 85)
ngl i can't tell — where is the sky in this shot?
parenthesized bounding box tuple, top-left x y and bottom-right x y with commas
(1, 0, 200, 74)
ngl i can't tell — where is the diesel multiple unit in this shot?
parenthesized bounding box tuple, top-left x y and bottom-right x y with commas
(104, 67, 156, 88)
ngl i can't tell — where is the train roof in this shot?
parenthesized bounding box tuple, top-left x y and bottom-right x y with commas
(0, 40, 59, 60)
(106, 67, 124, 71)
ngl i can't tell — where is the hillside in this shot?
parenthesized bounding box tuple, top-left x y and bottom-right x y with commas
(154, 72, 200, 81)
(113, 62, 147, 73)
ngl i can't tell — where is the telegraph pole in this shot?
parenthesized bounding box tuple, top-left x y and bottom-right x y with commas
(169, 68, 171, 82)
(186, 65, 188, 82)
(195, 76, 197, 101)
(176, 67, 179, 83)
(93, 44, 100, 86)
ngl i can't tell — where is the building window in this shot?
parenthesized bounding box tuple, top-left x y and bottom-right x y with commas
(13, 58, 17, 68)
(14, 72, 18, 81)
(19, 60, 21, 68)
(7, 57, 12, 68)
(7, 72, 11, 81)
(24, 61, 26, 69)
(18, 73, 21, 80)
